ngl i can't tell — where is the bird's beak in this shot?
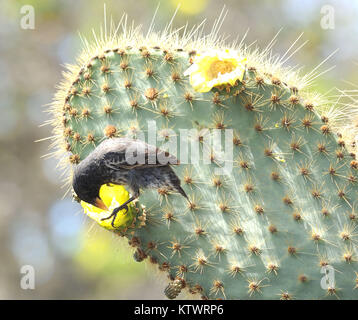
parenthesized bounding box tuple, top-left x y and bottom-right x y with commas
(95, 197, 109, 211)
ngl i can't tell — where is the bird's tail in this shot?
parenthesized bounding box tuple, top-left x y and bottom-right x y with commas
(176, 186, 189, 200)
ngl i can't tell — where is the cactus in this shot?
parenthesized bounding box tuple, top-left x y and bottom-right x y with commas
(48, 15, 358, 299)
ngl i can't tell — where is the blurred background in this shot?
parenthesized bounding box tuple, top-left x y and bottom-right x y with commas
(0, 0, 357, 299)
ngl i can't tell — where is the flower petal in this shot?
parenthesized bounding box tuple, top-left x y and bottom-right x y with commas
(184, 49, 247, 92)
(81, 184, 135, 230)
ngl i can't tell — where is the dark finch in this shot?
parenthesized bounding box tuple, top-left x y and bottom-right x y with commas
(72, 137, 188, 227)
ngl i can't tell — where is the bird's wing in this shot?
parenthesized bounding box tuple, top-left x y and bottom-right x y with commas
(102, 138, 179, 170)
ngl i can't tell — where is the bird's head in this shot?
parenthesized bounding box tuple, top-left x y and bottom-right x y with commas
(72, 162, 109, 211)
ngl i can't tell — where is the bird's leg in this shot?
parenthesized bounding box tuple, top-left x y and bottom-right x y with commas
(101, 195, 138, 228)
(100, 207, 122, 228)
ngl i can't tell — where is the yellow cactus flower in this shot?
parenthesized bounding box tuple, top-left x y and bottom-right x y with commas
(184, 49, 247, 92)
(81, 184, 135, 231)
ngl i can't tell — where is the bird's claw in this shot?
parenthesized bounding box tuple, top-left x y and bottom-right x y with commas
(115, 203, 129, 214)
(101, 204, 129, 228)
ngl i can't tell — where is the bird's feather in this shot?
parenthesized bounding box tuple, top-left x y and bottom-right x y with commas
(97, 138, 179, 171)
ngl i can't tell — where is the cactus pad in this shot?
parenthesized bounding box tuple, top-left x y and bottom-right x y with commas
(48, 17, 358, 299)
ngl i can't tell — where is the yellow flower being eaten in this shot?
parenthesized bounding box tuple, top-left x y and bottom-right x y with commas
(81, 184, 135, 231)
(184, 49, 247, 92)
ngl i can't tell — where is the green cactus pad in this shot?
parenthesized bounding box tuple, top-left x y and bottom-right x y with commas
(48, 19, 358, 300)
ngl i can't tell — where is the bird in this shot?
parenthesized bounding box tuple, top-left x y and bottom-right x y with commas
(72, 137, 188, 227)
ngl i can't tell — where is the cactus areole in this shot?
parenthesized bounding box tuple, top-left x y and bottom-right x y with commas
(48, 15, 358, 299)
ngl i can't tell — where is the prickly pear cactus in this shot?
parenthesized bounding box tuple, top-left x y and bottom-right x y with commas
(48, 18, 358, 299)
